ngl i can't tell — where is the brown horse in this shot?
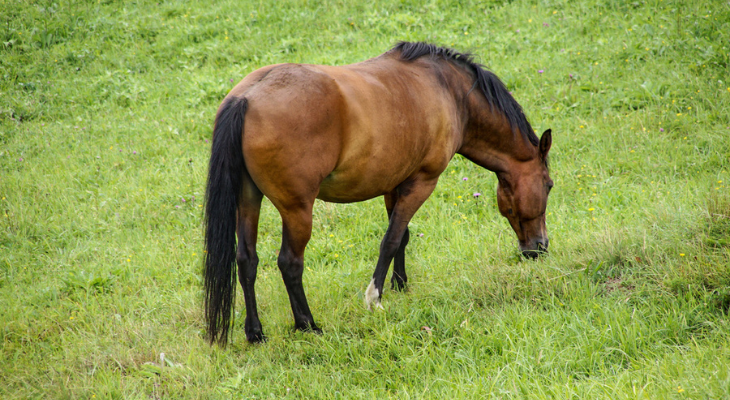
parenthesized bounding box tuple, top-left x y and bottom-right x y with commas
(204, 41, 553, 345)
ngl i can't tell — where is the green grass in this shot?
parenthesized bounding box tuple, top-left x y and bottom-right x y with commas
(2, 0, 730, 398)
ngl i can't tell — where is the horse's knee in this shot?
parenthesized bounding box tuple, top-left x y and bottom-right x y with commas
(380, 235, 402, 255)
(401, 228, 410, 248)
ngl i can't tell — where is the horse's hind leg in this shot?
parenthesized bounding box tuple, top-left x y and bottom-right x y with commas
(276, 202, 321, 333)
(384, 192, 409, 291)
(236, 174, 265, 343)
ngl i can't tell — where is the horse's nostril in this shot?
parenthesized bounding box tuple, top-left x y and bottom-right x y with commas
(521, 249, 539, 259)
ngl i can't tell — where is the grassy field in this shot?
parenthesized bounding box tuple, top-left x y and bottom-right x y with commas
(2, 0, 730, 398)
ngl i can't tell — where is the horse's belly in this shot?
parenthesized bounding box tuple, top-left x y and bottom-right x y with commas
(316, 170, 404, 203)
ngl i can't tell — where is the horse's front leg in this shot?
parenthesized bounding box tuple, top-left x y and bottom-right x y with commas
(366, 177, 438, 310)
(384, 192, 410, 291)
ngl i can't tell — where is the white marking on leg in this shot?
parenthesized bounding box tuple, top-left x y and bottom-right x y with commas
(364, 278, 383, 311)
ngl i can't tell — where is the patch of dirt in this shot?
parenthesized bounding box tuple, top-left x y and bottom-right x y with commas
(603, 277, 634, 295)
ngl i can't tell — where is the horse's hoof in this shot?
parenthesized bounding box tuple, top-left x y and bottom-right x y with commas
(295, 322, 322, 334)
(246, 330, 266, 344)
(391, 279, 407, 292)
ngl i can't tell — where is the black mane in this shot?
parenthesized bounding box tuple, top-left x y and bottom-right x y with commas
(391, 41, 539, 147)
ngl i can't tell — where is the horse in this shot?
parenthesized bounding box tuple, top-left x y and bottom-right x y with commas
(203, 41, 553, 346)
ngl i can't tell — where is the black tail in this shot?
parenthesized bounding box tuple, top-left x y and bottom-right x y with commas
(204, 97, 248, 346)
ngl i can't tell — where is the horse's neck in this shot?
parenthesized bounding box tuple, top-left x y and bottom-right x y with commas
(457, 110, 536, 173)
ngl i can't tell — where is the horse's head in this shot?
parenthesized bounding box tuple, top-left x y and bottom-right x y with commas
(496, 129, 553, 258)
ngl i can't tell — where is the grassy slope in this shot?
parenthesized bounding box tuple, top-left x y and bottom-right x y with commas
(1, 0, 730, 398)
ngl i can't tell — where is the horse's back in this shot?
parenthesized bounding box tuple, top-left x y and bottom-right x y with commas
(319, 61, 459, 201)
(227, 57, 460, 205)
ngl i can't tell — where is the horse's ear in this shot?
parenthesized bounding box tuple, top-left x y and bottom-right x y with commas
(539, 129, 552, 158)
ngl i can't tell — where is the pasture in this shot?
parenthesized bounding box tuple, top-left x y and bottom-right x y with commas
(1, 0, 729, 398)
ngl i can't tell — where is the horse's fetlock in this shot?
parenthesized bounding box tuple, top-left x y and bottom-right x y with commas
(364, 278, 383, 311)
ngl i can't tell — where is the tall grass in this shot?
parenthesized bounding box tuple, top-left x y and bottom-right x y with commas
(1, 0, 729, 398)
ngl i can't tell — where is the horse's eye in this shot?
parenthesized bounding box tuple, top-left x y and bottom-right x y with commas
(547, 181, 554, 193)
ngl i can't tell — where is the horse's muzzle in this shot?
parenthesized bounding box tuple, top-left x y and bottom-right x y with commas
(520, 240, 548, 259)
